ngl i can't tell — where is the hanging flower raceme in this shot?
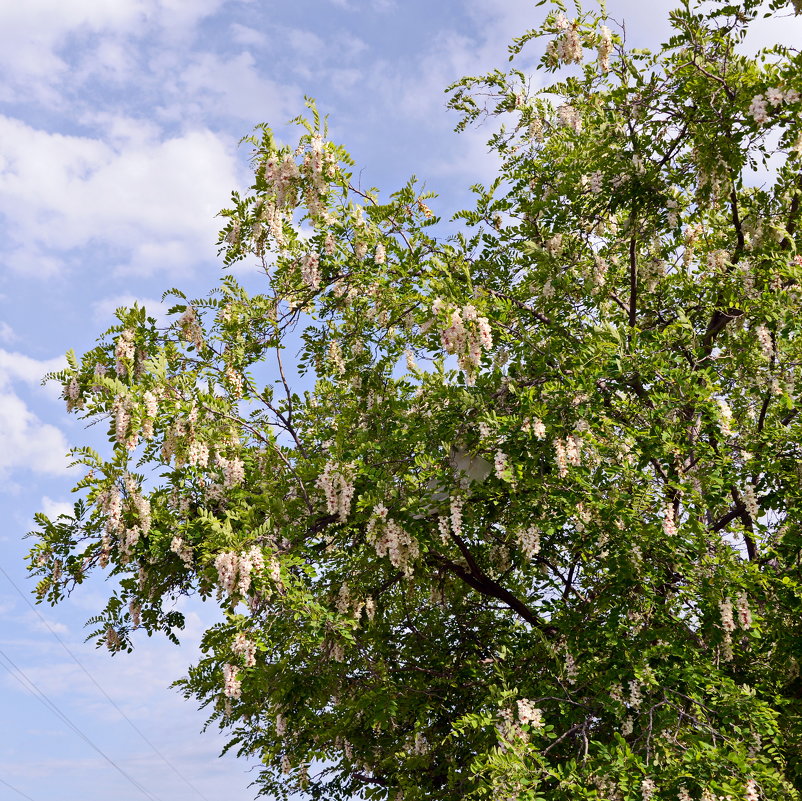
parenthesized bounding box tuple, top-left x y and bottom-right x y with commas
(214, 546, 267, 599)
(317, 461, 356, 522)
(114, 329, 135, 376)
(367, 504, 419, 578)
(431, 299, 493, 385)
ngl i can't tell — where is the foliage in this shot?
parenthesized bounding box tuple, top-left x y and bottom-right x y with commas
(29, 0, 802, 798)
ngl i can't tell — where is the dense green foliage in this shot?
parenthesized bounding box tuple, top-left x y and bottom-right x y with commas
(30, 1, 802, 798)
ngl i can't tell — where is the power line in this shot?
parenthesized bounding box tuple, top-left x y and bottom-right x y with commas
(0, 646, 162, 801)
(0, 775, 38, 801)
(0, 564, 213, 801)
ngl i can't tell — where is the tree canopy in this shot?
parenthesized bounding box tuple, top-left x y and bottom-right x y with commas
(30, 0, 802, 798)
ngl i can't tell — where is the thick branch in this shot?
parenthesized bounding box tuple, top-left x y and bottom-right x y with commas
(428, 544, 557, 636)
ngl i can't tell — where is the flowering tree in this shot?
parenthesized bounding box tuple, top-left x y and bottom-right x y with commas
(30, 0, 802, 798)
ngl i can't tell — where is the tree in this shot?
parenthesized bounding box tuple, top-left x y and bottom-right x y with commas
(29, 0, 802, 798)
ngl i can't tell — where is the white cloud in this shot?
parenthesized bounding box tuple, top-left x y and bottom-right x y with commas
(164, 51, 302, 124)
(229, 22, 267, 48)
(39, 496, 74, 519)
(0, 351, 70, 478)
(0, 393, 69, 476)
(0, 0, 233, 103)
(0, 322, 16, 343)
(0, 116, 240, 278)
(0, 350, 66, 389)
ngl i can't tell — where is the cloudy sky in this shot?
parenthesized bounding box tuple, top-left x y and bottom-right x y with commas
(1, 1, 799, 800)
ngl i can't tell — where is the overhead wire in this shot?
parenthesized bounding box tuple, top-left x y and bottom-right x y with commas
(0, 775, 39, 801)
(0, 564, 213, 801)
(0, 636, 162, 801)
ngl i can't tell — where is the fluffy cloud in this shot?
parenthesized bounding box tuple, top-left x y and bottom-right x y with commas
(163, 51, 302, 124)
(0, 0, 232, 102)
(0, 116, 240, 277)
(0, 350, 69, 478)
(0, 392, 69, 476)
(0, 350, 66, 388)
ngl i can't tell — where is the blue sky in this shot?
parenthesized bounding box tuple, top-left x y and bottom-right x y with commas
(1, 1, 800, 800)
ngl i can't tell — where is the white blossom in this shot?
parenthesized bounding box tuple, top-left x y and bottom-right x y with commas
(662, 502, 678, 537)
(736, 591, 752, 630)
(720, 596, 736, 633)
(749, 94, 769, 124)
(597, 25, 612, 72)
(222, 664, 242, 699)
(232, 632, 257, 667)
(519, 525, 541, 559)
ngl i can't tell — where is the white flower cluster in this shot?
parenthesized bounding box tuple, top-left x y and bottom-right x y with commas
(742, 482, 760, 521)
(141, 390, 158, 439)
(547, 13, 583, 64)
(745, 778, 760, 801)
(99, 532, 111, 568)
(64, 376, 84, 412)
(662, 502, 678, 537)
(628, 680, 643, 710)
(128, 600, 141, 628)
(187, 437, 209, 468)
(105, 626, 121, 652)
(114, 329, 135, 376)
(232, 632, 257, 667)
(565, 650, 578, 684)
(494, 450, 511, 481)
(335, 582, 351, 614)
(317, 461, 356, 522)
(224, 365, 244, 399)
(374, 243, 386, 265)
(736, 591, 753, 630)
(497, 700, 542, 746)
(222, 663, 242, 699)
(592, 254, 608, 291)
(565, 434, 581, 466)
(328, 340, 346, 375)
(178, 307, 204, 350)
(522, 417, 547, 439)
(450, 496, 463, 537)
(716, 397, 735, 437)
(170, 535, 193, 566)
(125, 475, 151, 535)
(431, 299, 493, 386)
(303, 135, 339, 224)
(518, 525, 541, 559)
(641, 778, 656, 801)
(749, 87, 799, 124)
(754, 324, 773, 360)
(364, 596, 376, 621)
(214, 546, 266, 598)
(367, 504, 419, 577)
(263, 151, 301, 210)
(98, 485, 122, 537)
(554, 438, 568, 477)
(120, 525, 140, 562)
(113, 395, 138, 450)
(553, 435, 581, 477)
(597, 25, 613, 72)
(300, 252, 321, 291)
(516, 698, 543, 728)
(719, 596, 736, 664)
(556, 104, 582, 133)
(217, 454, 245, 488)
